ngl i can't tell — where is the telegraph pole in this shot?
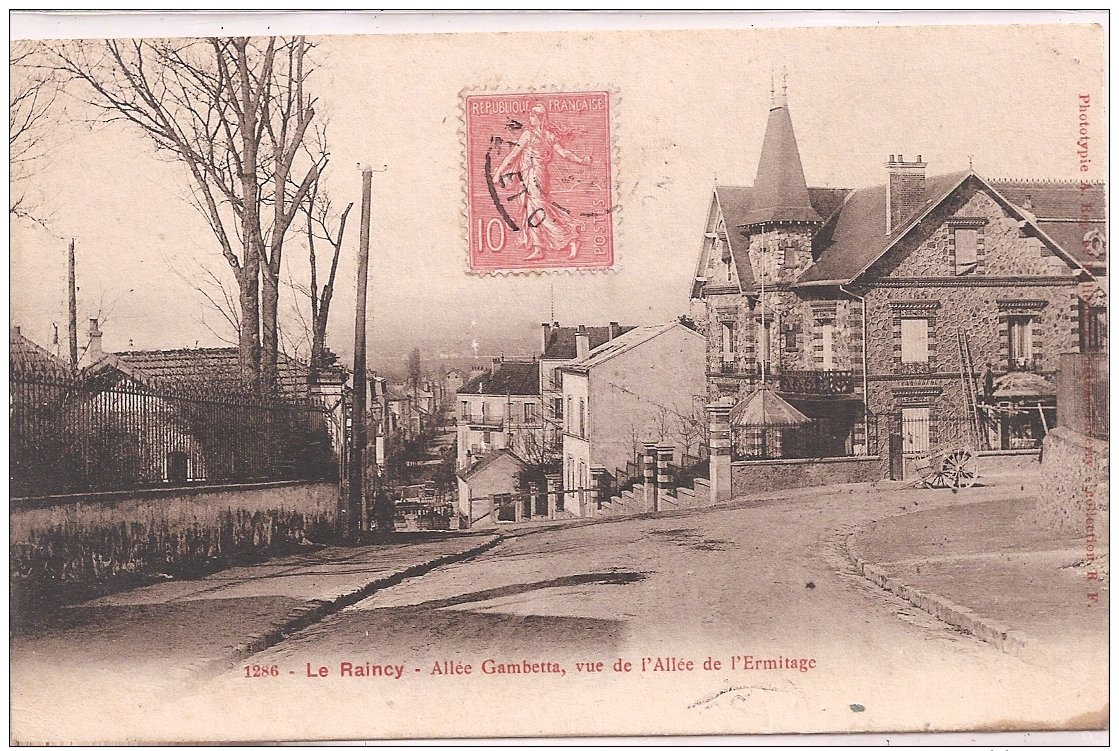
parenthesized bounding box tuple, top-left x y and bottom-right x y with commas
(348, 165, 373, 539)
(67, 239, 78, 371)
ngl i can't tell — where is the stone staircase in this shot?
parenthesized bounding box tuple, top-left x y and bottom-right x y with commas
(596, 477, 712, 519)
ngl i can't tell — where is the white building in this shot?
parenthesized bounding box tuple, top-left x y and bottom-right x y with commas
(558, 322, 707, 512)
(455, 358, 543, 471)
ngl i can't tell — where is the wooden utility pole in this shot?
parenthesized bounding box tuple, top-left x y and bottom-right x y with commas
(67, 239, 78, 371)
(348, 166, 373, 538)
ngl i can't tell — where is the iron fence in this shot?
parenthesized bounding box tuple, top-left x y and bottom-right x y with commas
(1056, 352, 1108, 441)
(10, 371, 337, 497)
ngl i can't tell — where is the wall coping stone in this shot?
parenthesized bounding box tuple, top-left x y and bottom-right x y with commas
(11, 480, 335, 511)
(731, 455, 880, 468)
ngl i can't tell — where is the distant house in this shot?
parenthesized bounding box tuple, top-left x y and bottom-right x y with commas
(11, 324, 209, 490)
(10, 325, 70, 377)
(539, 322, 635, 458)
(455, 448, 530, 526)
(558, 322, 706, 508)
(455, 358, 542, 471)
(445, 369, 466, 398)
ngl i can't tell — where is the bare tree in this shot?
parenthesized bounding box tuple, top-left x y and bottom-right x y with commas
(48, 37, 325, 393)
(303, 183, 352, 381)
(10, 40, 59, 222)
(673, 396, 707, 460)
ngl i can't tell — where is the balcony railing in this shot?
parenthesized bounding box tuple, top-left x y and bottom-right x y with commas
(459, 414, 505, 429)
(778, 369, 855, 395)
(1007, 358, 1039, 373)
(717, 360, 774, 376)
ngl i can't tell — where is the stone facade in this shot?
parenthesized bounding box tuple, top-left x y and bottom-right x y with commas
(863, 185, 1081, 432)
(698, 182, 1084, 457)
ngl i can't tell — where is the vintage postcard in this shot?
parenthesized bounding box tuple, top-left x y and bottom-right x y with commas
(8, 13, 1108, 744)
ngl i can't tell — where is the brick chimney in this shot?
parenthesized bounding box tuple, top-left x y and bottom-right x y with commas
(491, 357, 501, 376)
(608, 321, 621, 340)
(575, 325, 590, 359)
(88, 318, 103, 361)
(885, 154, 927, 234)
(542, 322, 552, 354)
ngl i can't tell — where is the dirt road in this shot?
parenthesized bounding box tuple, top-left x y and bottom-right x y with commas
(11, 476, 1107, 742)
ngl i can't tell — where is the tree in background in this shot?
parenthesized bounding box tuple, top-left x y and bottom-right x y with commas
(49, 37, 326, 394)
(406, 348, 423, 396)
(302, 182, 352, 382)
(10, 40, 59, 223)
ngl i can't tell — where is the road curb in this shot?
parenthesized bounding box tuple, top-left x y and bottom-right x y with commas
(185, 534, 504, 682)
(843, 532, 1030, 658)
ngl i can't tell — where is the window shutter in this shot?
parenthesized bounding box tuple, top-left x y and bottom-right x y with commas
(900, 318, 929, 363)
(955, 229, 978, 273)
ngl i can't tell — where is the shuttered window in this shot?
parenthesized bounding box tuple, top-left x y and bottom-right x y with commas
(955, 229, 978, 274)
(900, 318, 929, 363)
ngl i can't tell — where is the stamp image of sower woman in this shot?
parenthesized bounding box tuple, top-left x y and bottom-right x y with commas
(493, 103, 591, 260)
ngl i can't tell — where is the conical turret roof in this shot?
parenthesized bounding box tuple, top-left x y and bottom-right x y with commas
(743, 97, 822, 227)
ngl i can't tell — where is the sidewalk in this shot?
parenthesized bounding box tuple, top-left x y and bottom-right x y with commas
(10, 532, 500, 687)
(846, 493, 1108, 681)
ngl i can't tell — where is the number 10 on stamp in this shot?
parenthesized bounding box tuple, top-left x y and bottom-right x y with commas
(464, 90, 615, 273)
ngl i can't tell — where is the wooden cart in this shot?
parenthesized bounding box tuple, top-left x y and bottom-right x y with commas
(909, 444, 979, 489)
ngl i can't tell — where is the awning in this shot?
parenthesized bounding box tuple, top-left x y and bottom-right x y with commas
(730, 385, 811, 428)
(990, 372, 1056, 399)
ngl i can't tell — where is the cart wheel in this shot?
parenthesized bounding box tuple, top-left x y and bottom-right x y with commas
(942, 448, 977, 489)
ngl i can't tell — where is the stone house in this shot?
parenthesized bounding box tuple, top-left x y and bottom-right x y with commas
(455, 358, 543, 471)
(558, 322, 706, 511)
(691, 88, 1102, 459)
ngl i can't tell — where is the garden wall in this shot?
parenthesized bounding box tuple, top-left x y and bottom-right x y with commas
(11, 481, 339, 597)
(1032, 427, 1109, 540)
(731, 456, 881, 496)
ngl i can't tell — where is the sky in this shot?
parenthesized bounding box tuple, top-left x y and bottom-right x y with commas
(9, 14, 1107, 374)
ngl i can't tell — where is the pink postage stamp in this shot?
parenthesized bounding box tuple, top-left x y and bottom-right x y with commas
(464, 90, 614, 273)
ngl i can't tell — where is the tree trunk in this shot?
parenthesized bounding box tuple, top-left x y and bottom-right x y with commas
(236, 263, 261, 393)
(260, 270, 280, 396)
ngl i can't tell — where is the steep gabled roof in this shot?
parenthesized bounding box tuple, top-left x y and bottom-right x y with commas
(798, 170, 971, 285)
(744, 104, 823, 226)
(797, 171, 1091, 287)
(989, 179, 1107, 269)
(709, 185, 851, 293)
(542, 325, 635, 360)
(10, 328, 70, 378)
(458, 360, 540, 396)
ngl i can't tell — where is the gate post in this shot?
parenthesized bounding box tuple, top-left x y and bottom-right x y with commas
(590, 465, 607, 517)
(707, 398, 734, 503)
(643, 442, 658, 512)
(888, 412, 904, 481)
(656, 444, 674, 504)
(545, 472, 561, 519)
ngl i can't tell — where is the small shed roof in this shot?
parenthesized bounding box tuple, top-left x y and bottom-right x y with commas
(730, 386, 811, 427)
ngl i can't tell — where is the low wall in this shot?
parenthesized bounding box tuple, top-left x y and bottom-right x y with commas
(11, 481, 339, 594)
(1032, 427, 1109, 540)
(732, 456, 881, 496)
